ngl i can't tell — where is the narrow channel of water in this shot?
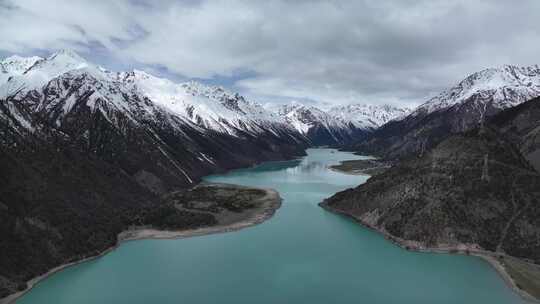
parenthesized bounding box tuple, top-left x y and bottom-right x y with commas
(18, 148, 524, 304)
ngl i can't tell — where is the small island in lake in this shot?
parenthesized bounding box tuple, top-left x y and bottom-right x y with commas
(329, 159, 390, 176)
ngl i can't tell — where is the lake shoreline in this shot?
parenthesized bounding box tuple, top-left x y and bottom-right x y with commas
(319, 201, 540, 304)
(1, 187, 281, 304)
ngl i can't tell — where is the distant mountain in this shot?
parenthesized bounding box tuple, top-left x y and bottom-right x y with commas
(0, 50, 309, 298)
(347, 65, 540, 159)
(328, 104, 411, 130)
(415, 65, 540, 116)
(120, 70, 296, 136)
(274, 102, 410, 146)
(276, 103, 353, 146)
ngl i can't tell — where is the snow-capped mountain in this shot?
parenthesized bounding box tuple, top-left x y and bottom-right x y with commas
(277, 103, 346, 133)
(0, 54, 42, 84)
(276, 103, 356, 146)
(0, 50, 302, 138)
(120, 70, 293, 136)
(348, 64, 540, 159)
(1, 50, 90, 99)
(328, 104, 411, 129)
(272, 102, 410, 146)
(414, 65, 540, 117)
(0, 50, 308, 192)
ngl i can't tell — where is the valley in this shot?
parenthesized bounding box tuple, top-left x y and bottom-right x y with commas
(2, 2, 540, 304)
(7, 149, 527, 304)
(2, 49, 540, 304)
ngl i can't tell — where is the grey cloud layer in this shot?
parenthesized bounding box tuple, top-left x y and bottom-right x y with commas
(1, 0, 539, 106)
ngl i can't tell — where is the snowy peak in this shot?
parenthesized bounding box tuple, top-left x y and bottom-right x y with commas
(0, 55, 43, 85)
(46, 49, 87, 63)
(415, 64, 540, 115)
(25, 49, 89, 77)
(1, 55, 42, 74)
(328, 104, 411, 129)
(121, 70, 287, 135)
(274, 103, 361, 145)
(277, 102, 410, 134)
(348, 64, 540, 160)
(278, 103, 344, 134)
(1, 49, 91, 99)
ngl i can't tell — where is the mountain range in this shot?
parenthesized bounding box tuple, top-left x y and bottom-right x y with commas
(275, 102, 409, 146)
(346, 64, 540, 160)
(0, 50, 312, 190)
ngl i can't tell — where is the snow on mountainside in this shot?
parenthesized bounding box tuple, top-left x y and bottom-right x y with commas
(272, 102, 411, 145)
(0, 50, 407, 146)
(1, 50, 90, 100)
(120, 70, 290, 136)
(0, 55, 42, 74)
(276, 103, 355, 145)
(414, 64, 540, 116)
(0, 50, 299, 139)
(328, 104, 411, 129)
(0, 55, 42, 84)
(277, 103, 347, 134)
(0, 49, 309, 190)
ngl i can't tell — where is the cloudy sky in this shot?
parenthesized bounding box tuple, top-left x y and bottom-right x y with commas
(1, 0, 539, 108)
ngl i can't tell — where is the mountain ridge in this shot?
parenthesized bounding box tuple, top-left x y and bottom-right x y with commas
(346, 64, 540, 160)
(273, 102, 409, 146)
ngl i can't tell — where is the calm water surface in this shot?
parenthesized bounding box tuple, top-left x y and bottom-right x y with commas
(18, 148, 524, 304)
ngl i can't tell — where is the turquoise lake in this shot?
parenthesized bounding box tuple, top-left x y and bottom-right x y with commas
(18, 148, 524, 304)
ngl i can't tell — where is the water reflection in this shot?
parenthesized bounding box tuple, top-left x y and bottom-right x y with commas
(285, 160, 326, 174)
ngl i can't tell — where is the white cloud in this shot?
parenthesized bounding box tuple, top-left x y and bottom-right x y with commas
(1, 0, 540, 107)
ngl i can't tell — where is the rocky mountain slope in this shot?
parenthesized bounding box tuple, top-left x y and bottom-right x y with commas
(491, 96, 540, 172)
(0, 50, 309, 298)
(323, 125, 540, 263)
(347, 65, 540, 160)
(275, 102, 409, 146)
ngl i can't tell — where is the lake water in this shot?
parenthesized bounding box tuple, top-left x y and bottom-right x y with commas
(18, 148, 524, 304)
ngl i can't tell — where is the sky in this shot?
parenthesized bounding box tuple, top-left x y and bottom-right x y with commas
(1, 0, 539, 108)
